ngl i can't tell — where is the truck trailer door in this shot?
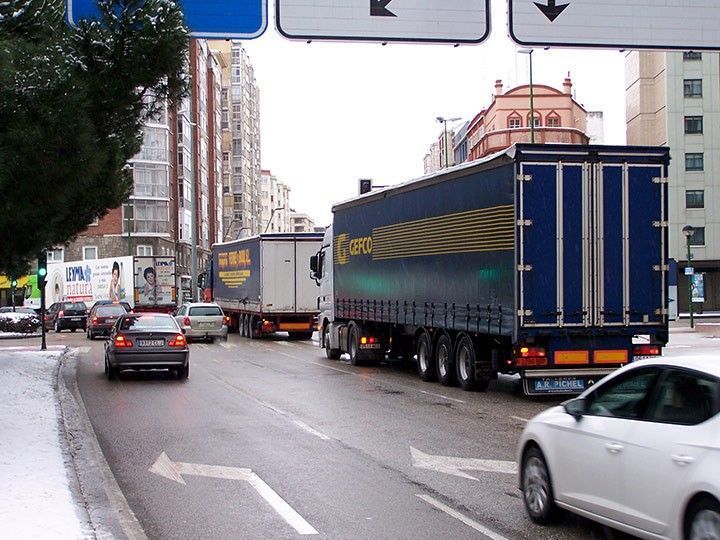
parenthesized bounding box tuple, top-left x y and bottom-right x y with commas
(518, 162, 588, 327)
(596, 163, 666, 326)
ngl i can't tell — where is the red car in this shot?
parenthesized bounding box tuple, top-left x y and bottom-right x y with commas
(86, 304, 128, 339)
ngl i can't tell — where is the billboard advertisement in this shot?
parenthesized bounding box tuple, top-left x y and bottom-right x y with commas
(45, 257, 134, 307)
(134, 256, 176, 306)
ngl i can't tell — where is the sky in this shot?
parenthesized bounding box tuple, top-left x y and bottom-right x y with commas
(241, 0, 628, 226)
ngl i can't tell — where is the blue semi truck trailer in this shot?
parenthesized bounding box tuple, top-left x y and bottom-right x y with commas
(310, 144, 670, 395)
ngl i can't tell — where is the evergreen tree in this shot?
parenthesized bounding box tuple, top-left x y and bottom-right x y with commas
(0, 0, 189, 276)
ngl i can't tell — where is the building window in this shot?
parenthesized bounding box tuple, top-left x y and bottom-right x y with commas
(133, 163, 169, 198)
(526, 115, 541, 128)
(688, 227, 705, 246)
(46, 249, 64, 263)
(138, 126, 168, 161)
(83, 246, 97, 260)
(546, 116, 560, 127)
(508, 117, 522, 129)
(686, 190, 705, 209)
(685, 153, 704, 171)
(684, 79, 702, 98)
(137, 245, 153, 256)
(684, 116, 703, 134)
(683, 51, 702, 60)
(132, 200, 170, 234)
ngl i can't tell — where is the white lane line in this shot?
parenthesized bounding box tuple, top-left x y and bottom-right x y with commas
(510, 416, 529, 424)
(76, 346, 91, 354)
(666, 344, 691, 349)
(219, 342, 232, 349)
(246, 472, 318, 535)
(277, 341, 292, 347)
(416, 495, 510, 540)
(293, 420, 331, 441)
(196, 343, 209, 350)
(418, 389, 465, 404)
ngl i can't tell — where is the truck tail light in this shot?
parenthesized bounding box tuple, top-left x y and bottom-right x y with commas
(114, 335, 133, 348)
(633, 344, 661, 357)
(514, 346, 548, 367)
(183, 316, 191, 326)
(168, 334, 186, 347)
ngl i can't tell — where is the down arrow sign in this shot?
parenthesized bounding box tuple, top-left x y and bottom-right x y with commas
(371, 0, 396, 17)
(534, 0, 569, 22)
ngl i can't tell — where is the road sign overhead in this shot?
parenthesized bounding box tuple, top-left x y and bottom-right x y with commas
(276, 0, 490, 44)
(508, 0, 720, 50)
(66, 0, 267, 39)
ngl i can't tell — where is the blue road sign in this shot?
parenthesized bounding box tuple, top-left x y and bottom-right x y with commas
(67, 0, 267, 39)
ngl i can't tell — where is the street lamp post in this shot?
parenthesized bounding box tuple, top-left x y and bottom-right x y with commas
(517, 48, 535, 143)
(436, 116, 461, 169)
(683, 225, 696, 328)
(264, 206, 285, 233)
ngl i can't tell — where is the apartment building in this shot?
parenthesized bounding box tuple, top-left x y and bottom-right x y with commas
(626, 51, 720, 311)
(260, 170, 291, 233)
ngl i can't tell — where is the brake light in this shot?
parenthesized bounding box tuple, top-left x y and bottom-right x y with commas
(183, 316, 191, 326)
(168, 334, 186, 347)
(92, 317, 98, 323)
(224, 316, 230, 325)
(114, 335, 133, 348)
(514, 346, 548, 367)
(633, 344, 661, 357)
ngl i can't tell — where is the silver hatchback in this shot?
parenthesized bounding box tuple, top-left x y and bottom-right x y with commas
(175, 302, 228, 342)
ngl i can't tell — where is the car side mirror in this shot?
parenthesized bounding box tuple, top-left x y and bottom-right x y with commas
(310, 254, 318, 275)
(563, 397, 587, 421)
(181, 328, 186, 335)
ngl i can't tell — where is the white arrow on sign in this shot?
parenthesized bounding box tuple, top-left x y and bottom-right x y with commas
(149, 452, 318, 535)
(410, 447, 517, 481)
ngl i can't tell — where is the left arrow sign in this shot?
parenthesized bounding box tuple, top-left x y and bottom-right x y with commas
(150, 452, 318, 535)
(370, 0, 396, 17)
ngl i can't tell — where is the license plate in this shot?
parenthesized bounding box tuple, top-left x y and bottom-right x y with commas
(138, 339, 164, 347)
(533, 377, 586, 393)
(199, 322, 216, 329)
(360, 343, 382, 350)
(71, 317, 81, 321)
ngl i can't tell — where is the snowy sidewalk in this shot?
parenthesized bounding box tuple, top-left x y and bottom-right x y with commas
(0, 347, 89, 539)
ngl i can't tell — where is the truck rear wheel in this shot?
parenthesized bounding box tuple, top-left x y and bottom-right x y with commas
(348, 325, 363, 366)
(456, 334, 489, 392)
(416, 333, 436, 382)
(240, 315, 247, 337)
(249, 316, 259, 339)
(436, 333, 456, 386)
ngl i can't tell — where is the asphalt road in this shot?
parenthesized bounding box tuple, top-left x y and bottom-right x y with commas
(57, 328, 653, 540)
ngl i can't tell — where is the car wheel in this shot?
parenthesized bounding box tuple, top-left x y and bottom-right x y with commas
(323, 326, 341, 360)
(522, 446, 559, 525)
(178, 363, 189, 380)
(416, 332, 436, 381)
(687, 497, 720, 540)
(435, 333, 456, 386)
(348, 325, 362, 366)
(105, 358, 115, 381)
(54, 320, 61, 333)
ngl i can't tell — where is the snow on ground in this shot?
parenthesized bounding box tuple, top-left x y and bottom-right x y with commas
(0, 348, 86, 539)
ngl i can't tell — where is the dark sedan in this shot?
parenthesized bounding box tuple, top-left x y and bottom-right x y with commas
(104, 313, 189, 380)
(86, 304, 128, 339)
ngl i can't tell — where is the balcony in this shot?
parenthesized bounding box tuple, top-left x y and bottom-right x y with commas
(468, 127, 590, 161)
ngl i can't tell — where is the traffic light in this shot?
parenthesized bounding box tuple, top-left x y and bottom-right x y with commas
(10, 279, 17, 288)
(359, 178, 372, 195)
(37, 252, 47, 289)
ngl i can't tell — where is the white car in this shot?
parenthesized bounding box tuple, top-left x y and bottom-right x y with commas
(517, 356, 720, 540)
(174, 302, 228, 343)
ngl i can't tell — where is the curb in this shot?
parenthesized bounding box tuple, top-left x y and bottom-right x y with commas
(57, 350, 148, 540)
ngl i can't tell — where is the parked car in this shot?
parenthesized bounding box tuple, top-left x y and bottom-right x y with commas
(174, 302, 228, 343)
(517, 356, 720, 540)
(45, 301, 88, 332)
(86, 303, 128, 340)
(104, 313, 189, 380)
(90, 299, 132, 313)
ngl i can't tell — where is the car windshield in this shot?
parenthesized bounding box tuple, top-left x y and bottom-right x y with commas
(119, 315, 178, 331)
(188, 306, 222, 316)
(96, 306, 126, 317)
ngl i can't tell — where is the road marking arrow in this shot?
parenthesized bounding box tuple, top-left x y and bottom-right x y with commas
(534, 0, 569, 22)
(370, 0, 396, 17)
(149, 452, 318, 535)
(410, 447, 517, 481)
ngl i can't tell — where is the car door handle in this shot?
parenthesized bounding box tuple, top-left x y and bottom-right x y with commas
(605, 443, 624, 454)
(672, 454, 696, 466)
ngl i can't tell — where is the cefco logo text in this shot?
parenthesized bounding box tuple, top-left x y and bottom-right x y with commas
(349, 236, 373, 256)
(335, 234, 372, 265)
